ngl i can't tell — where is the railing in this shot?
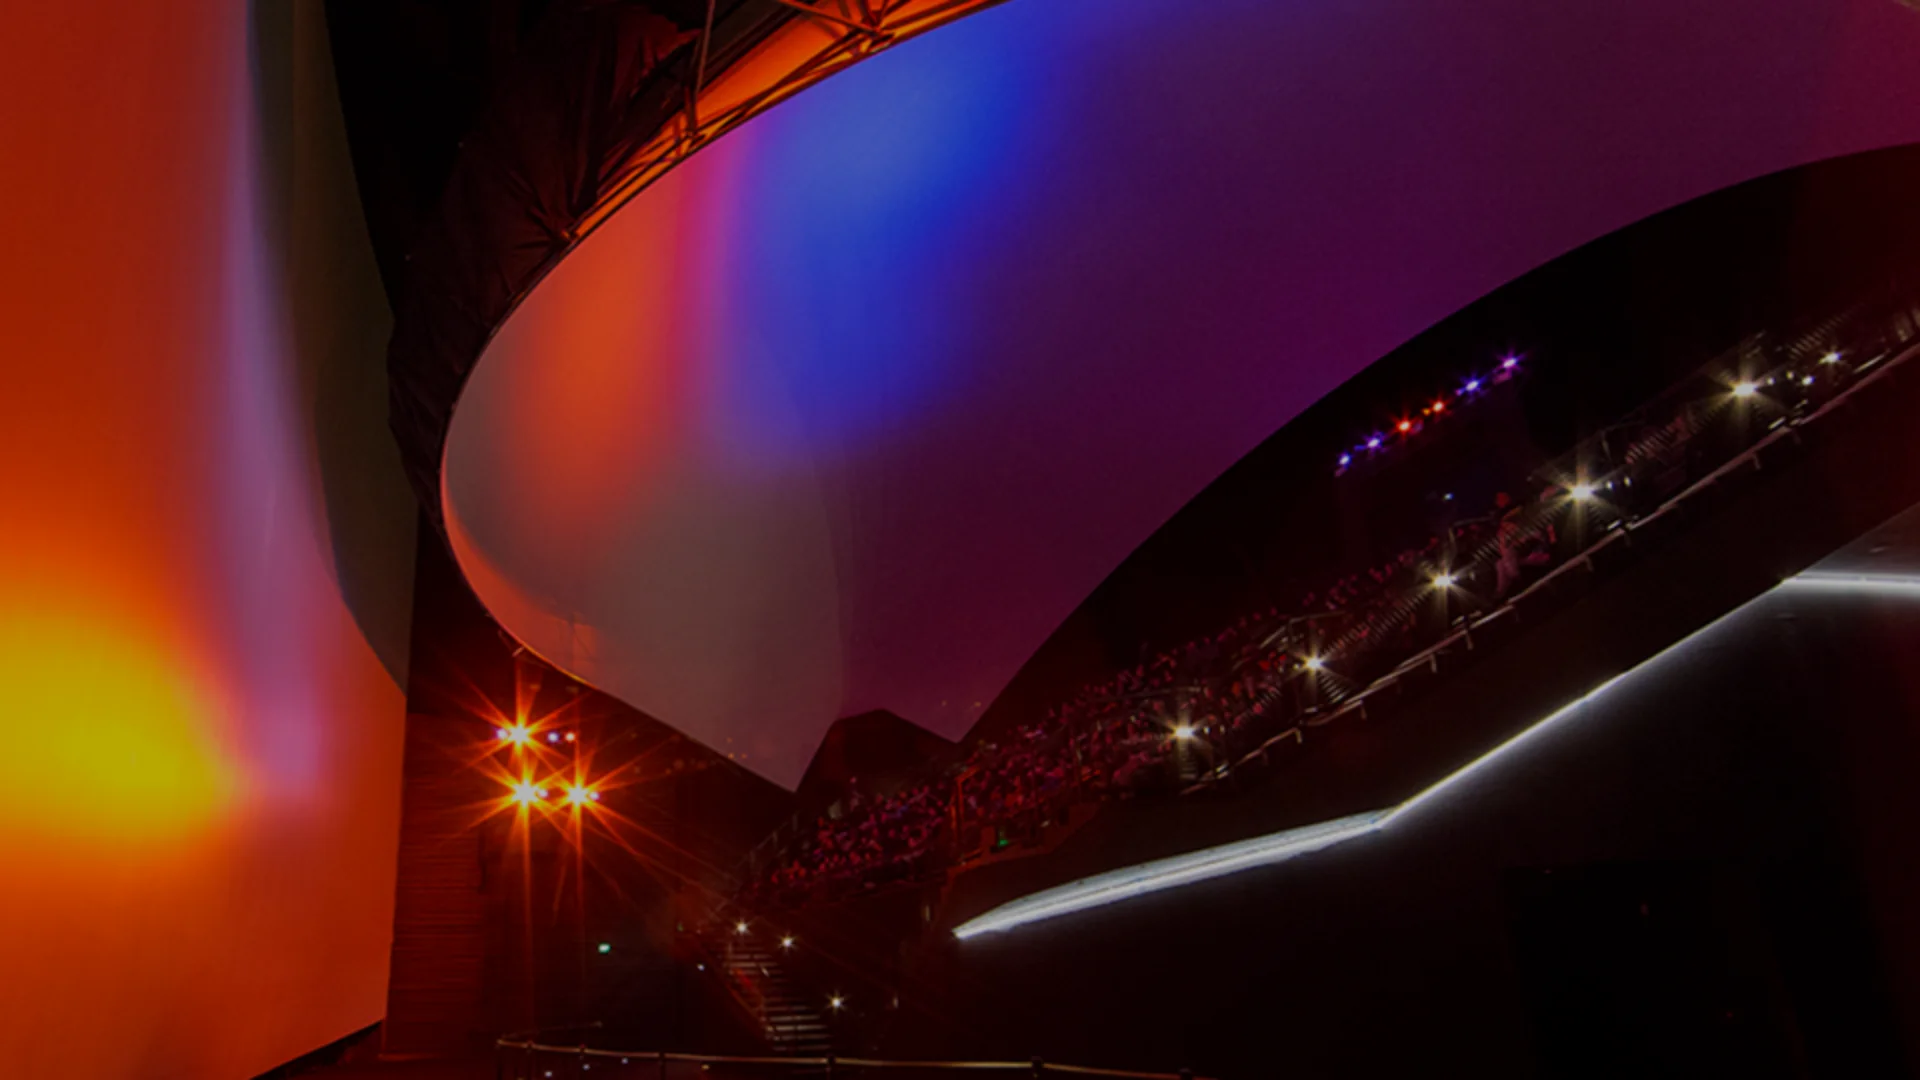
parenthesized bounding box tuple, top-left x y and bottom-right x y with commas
(495, 1041, 1211, 1080)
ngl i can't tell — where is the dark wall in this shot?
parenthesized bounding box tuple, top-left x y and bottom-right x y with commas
(384, 526, 792, 1053)
(891, 584, 1920, 1079)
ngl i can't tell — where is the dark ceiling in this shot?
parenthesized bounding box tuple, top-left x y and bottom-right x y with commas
(323, 0, 765, 301)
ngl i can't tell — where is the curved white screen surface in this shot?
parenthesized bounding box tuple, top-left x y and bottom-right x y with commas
(446, 0, 1920, 786)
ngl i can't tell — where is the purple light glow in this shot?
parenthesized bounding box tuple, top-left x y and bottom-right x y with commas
(443, 0, 1920, 785)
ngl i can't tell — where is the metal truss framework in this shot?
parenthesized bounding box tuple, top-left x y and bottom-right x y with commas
(384, 0, 1010, 528)
(576, 0, 1012, 243)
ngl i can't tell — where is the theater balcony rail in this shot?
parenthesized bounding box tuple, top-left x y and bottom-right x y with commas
(496, 1039, 1213, 1080)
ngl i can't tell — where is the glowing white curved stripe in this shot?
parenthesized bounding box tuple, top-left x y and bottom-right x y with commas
(1381, 677, 1622, 828)
(951, 811, 1390, 939)
(1779, 571, 1920, 595)
(952, 572, 1920, 939)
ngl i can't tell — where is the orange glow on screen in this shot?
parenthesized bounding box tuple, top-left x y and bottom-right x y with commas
(0, 2, 408, 1077)
(0, 606, 238, 844)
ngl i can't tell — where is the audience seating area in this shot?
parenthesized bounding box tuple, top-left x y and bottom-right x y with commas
(741, 298, 1920, 908)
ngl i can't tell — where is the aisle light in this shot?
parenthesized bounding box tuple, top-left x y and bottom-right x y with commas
(1569, 483, 1596, 502)
(1731, 381, 1759, 398)
(1172, 725, 1196, 742)
(1431, 572, 1457, 589)
(1303, 656, 1326, 672)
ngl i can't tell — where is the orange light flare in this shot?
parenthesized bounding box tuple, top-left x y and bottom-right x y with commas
(464, 733, 743, 904)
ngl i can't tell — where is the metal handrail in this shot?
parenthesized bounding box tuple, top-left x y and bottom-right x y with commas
(497, 1039, 1209, 1079)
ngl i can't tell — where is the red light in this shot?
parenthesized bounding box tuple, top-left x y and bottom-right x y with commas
(510, 780, 544, 806)
(1396, 420, 1413, 434)
(564, 732, 576, 743)
(1431, 399, 1446, 413)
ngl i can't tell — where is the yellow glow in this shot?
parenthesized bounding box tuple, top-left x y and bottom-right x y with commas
(0, 608, 238, 843)
(1731, 381, 1759, 398)
(510, 780, 544, 806)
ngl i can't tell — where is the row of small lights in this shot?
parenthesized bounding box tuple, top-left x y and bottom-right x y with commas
(1333, 346, 1843, 478)
(1335, 355, 1524, 476)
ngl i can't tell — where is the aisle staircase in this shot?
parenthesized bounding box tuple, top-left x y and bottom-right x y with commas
(701, 923, 834, 1058)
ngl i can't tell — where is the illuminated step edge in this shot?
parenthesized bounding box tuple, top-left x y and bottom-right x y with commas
(1779, 571, 1920, 594)
(955, 570, 1920, 940)
(951, 810, 1392, 940)
(951, 681, 1621, 941)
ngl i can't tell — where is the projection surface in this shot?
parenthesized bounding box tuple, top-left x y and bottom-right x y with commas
(445, 0, 1920, 787)
(0, 1, 413, 1076)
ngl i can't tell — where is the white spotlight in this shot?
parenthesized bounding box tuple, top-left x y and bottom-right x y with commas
(1731, 381, 1759, 399)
